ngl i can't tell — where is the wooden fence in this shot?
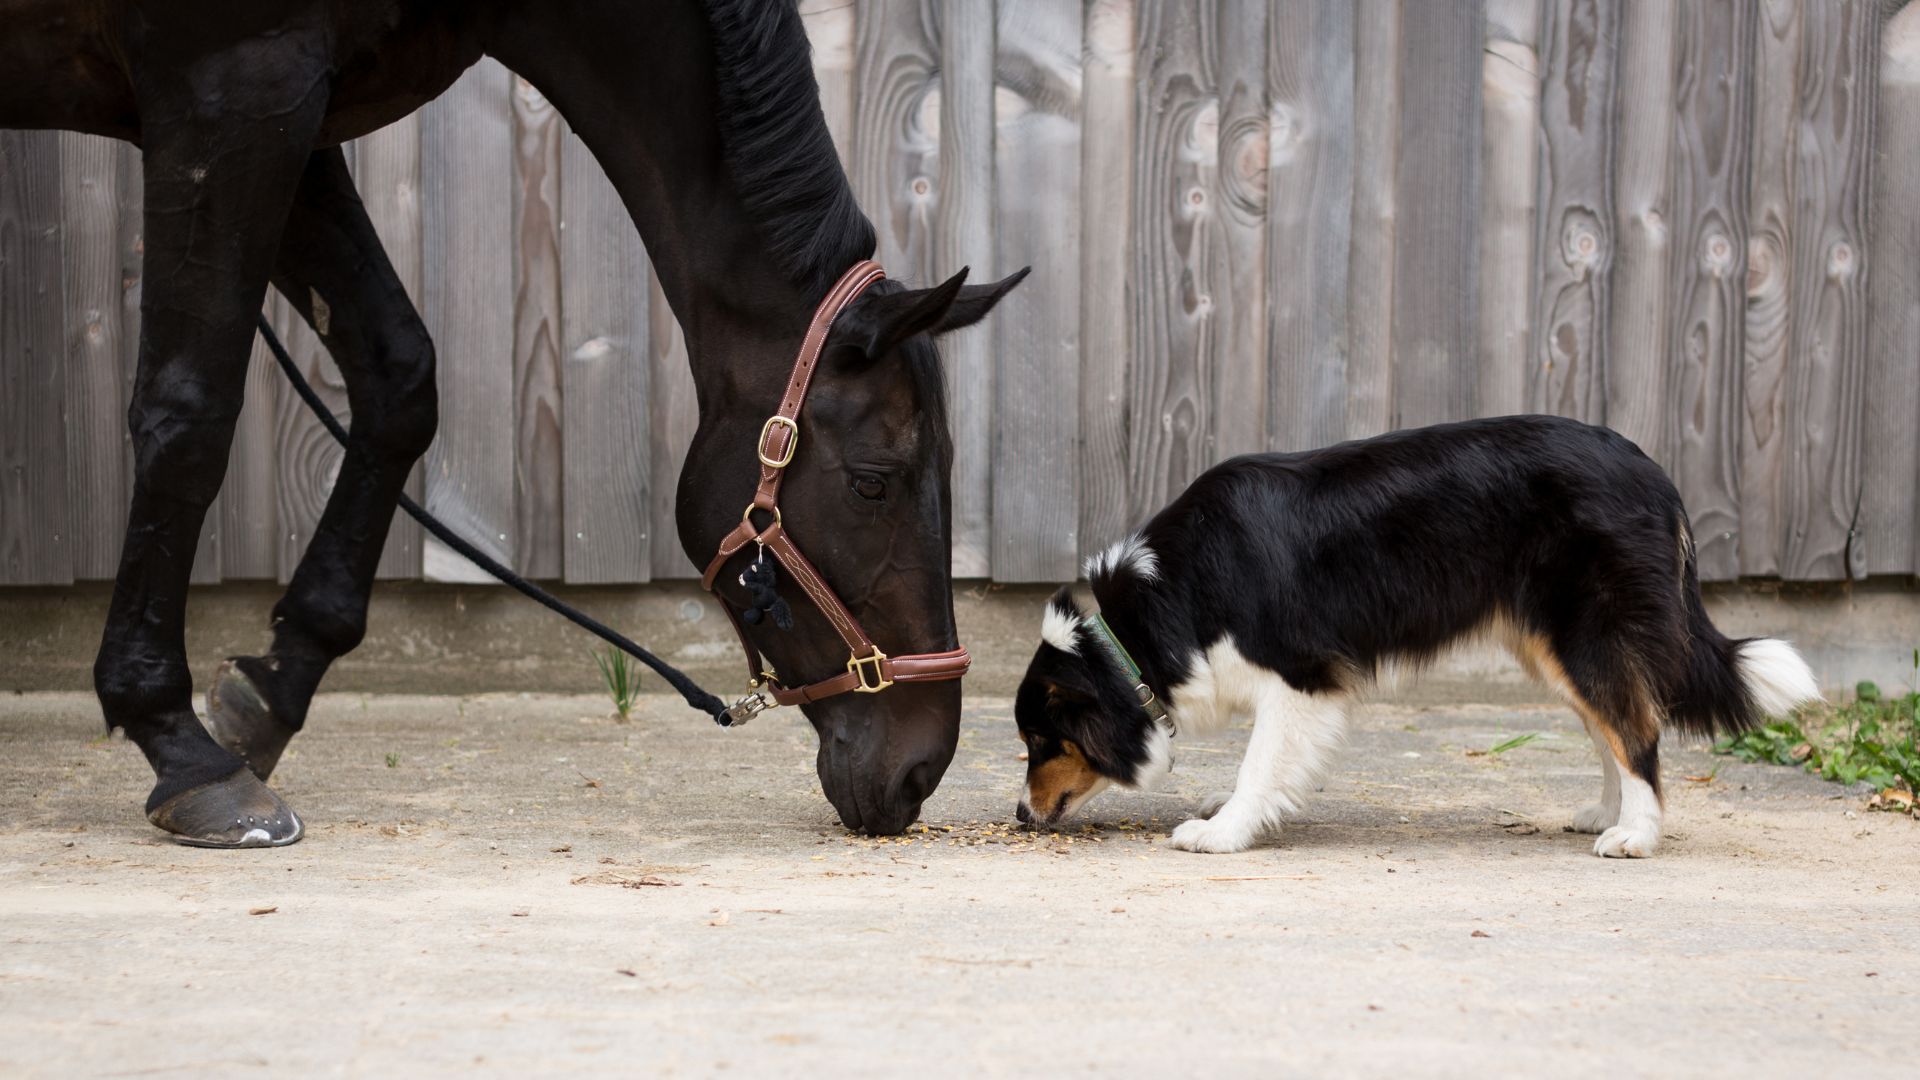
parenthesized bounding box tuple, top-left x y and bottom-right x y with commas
(3, 0, 1918, 588)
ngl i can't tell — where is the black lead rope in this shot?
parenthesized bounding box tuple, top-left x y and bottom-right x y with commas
(256, 314, 733, 724)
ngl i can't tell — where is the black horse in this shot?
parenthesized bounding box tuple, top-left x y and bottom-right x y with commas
(0, 0, 1023, 844)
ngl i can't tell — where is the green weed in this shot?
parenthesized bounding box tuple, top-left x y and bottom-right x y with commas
(1486, 732, 1543, 755)
(593, 646, 640, 723)
(1716, 652, 1920, 812)
(385, 752, 399, 769)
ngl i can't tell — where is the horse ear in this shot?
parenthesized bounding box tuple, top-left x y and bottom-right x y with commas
(841, 266, 1030, 359)
(845, 268, 971, 359)
(930, 266, 1029, 336)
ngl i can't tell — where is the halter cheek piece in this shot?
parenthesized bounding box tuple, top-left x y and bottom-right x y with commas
(703, 260, 972, 724)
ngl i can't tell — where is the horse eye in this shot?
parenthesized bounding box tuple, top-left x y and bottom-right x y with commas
(850, 472, 887, 501)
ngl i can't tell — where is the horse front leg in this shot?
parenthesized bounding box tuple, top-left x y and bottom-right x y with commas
(202, 147, 437, 781)
(94, 58, 328, 847)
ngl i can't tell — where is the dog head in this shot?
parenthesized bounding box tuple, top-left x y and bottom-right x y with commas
(1013, 587, 1173, 827)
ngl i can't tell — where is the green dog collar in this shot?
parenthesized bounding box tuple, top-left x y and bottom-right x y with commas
(1086, 613, 1173, 735)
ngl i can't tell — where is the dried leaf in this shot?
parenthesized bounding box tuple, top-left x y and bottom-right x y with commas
(247, 906, 277, 916)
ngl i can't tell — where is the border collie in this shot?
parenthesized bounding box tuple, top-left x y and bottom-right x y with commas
(1012, 416, 1820, 857)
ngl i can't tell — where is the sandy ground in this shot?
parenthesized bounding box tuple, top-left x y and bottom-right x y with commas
(1, 690, 1914, 1077)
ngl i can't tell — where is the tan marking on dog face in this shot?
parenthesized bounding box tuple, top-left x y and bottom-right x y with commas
(1023, 739, 1107, 823)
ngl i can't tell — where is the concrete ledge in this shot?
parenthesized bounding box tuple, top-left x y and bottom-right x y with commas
(2, 577, 1914, 702)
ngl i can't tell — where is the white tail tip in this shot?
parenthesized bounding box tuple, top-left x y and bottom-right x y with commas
(1735, 638, 1821, 718)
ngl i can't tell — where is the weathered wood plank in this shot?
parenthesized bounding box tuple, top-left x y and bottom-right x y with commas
(560, 125, 652, 584)
(1665, 0, 1754, 580)
(57, 133, 129, 581)
(220, 314, 279, 580)
(992, 0, 1080, 581)
(269, 289, 346, 585)
(421, 59, 517, 582)
(351, 113, 425, 579)
(1863, 0, 1920, 575)
(850, 0, 1002, 576)
(1207, 0, 1269, 461)
(1530, 0, 1617, 422)
(1267, 0, 1353, 453)
(1127, 0, 1220, 515)
(1390, 0, 1482, 428)
(647, 275, 699, 580)
(1346, 0, 1401, 439)
(800, 0, 859, 168)
(511, 76, 566, 580)
(1739, 0, 1801, 577)
(933, 0, 996, 578)
(852, 0, 939, 280)
(1477, 0, 1543, 420)
(0, 130, 71, 584)
(1078, 0, 1138, 558)
(1781, 0, 1877, 580)
(1605, 0, 1678, 457)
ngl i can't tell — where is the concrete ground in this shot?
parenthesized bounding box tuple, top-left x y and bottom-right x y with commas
(1, 690, 1914, 1077)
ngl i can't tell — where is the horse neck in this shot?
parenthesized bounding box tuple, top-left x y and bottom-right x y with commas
(481, 0, 837, 402)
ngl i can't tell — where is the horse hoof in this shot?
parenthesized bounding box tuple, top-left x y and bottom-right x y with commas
(205, 658, 295, 782)
(147, 770, 304, 848)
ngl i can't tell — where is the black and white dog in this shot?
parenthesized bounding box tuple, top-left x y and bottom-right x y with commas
(1013, 416, 1819, 857)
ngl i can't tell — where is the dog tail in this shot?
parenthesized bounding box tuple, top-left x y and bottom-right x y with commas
(1663, 516, 1821, 739)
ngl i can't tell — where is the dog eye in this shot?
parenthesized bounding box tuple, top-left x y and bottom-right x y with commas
(850, 472, 887, 501)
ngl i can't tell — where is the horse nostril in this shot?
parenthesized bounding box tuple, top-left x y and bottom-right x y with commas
(1015, 802, 1032, 824)
(896, 760, 937, 806)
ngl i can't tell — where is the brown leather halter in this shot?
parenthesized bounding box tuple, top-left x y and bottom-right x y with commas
(702, 260, 971, 724)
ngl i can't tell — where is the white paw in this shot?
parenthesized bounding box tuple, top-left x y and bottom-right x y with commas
(1592, 819, 1660, 858)
(1168, 814, 1261, 854)
(1197, 792, 1234, 819)
(1570, 802, 1618, 834)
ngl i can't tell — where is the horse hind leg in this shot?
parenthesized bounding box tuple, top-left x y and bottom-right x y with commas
(95, 67, 329, 846)
(203, 147, 437, 782)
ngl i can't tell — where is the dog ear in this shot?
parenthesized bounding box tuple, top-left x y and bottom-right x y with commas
(1046, 584, 1082, 620)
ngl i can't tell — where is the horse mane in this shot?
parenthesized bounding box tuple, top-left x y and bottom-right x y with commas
(704, 0, 877, 297)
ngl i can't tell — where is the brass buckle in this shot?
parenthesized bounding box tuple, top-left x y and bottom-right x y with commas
(758, 416, 800, 468)
(847, 650, 892, 693)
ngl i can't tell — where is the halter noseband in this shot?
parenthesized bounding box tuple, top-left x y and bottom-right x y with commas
(703, 260, 972, 724)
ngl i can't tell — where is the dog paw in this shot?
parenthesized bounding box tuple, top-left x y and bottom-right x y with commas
(1592, 819, 1660, 858)
(1167, 815, 1260, 853)
(1197, 792, 1234, 819)
(1569, 802, 1618, 834)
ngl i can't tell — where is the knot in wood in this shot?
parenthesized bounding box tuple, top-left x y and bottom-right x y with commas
(1827, 242, 1855, 279)
(1701, 233, 1734, 276)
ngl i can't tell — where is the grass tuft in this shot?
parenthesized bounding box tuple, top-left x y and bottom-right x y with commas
(593, 647, 640, 723)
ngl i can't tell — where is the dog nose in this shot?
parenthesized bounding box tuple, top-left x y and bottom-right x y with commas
(1015, 801, 1032, 824)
